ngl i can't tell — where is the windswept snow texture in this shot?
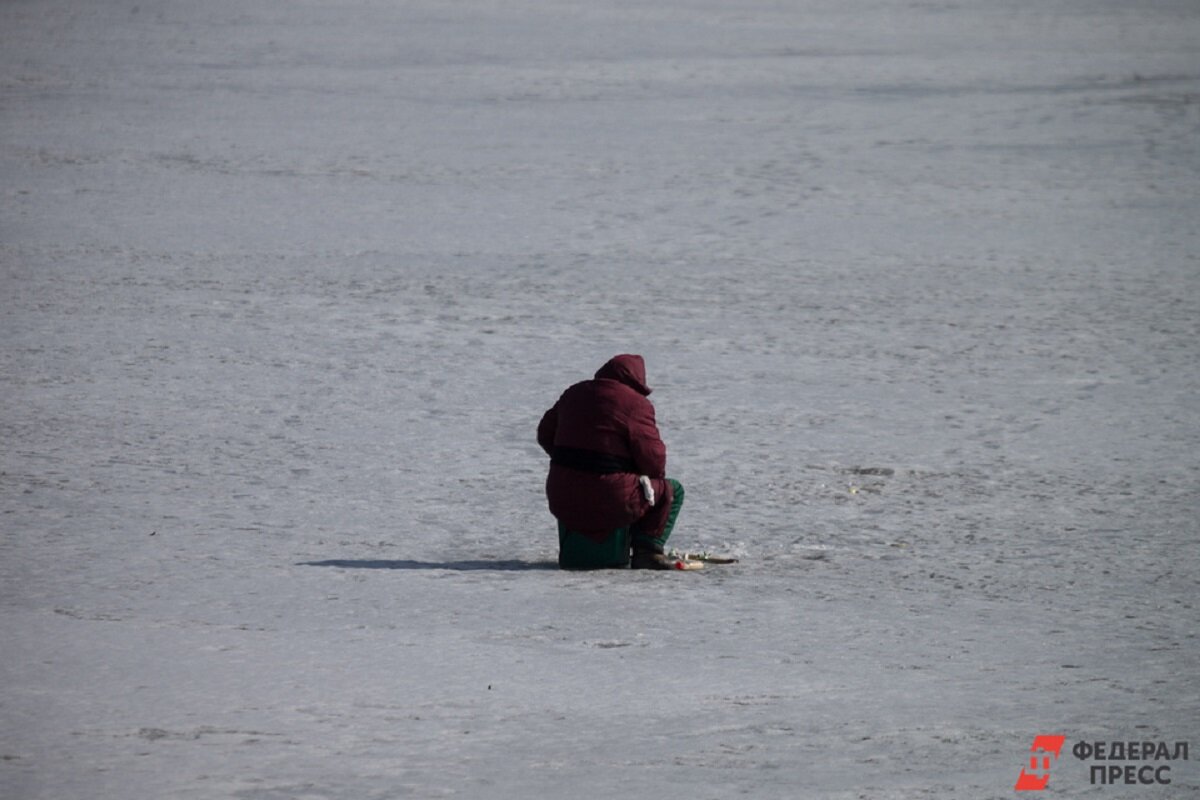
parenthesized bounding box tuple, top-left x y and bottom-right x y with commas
(2, 1, 1198, 798)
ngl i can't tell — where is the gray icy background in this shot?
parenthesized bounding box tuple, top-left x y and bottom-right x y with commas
(2, 0, 1198, 798)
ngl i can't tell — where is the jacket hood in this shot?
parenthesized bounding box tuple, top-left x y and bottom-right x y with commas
(594, 354, 652, 396)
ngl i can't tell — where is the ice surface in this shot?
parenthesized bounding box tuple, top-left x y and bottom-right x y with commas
(2, 1, 1198, 798)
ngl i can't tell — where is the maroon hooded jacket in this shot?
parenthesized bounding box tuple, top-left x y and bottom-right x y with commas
(537, 354, 667, 533)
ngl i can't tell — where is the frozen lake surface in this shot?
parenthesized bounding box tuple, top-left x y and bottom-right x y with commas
(2, 1, 1198, 797)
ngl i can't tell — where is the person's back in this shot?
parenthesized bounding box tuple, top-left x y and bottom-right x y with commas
(544, 357, 663, 475)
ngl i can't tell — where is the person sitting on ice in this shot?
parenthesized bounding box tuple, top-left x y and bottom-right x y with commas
(537, 354, 684, 569)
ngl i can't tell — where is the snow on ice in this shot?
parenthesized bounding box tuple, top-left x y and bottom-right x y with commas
(2, 1, 1198, 797)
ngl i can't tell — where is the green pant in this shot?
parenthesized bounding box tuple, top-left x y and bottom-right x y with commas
(631, 478, 685, 553)
(558, 478, 685, 569)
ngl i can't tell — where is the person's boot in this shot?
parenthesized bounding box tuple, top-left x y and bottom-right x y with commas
(630, 549, 675, 570)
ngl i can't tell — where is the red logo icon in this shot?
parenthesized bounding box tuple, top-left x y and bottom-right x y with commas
(1015, 735, 1067, 791)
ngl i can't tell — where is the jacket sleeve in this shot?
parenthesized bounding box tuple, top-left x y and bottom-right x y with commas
(536, 404, 558, 457)
(626, 399, 667, 478)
